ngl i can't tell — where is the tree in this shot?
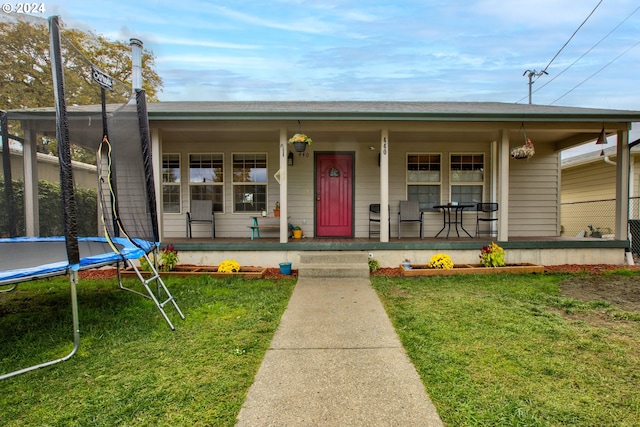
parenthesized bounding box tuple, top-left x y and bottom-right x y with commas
(0, 17, 163, 161)
(0, 18, 163, 110)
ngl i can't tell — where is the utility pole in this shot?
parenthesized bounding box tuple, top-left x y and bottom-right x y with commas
(523, 69, 548, 104)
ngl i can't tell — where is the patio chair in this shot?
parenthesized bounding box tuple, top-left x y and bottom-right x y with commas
(186, 200, 215, 239)
(369, 204, 391, 238)
(475, 202, 498, 237)
(398, 200, 424, 239)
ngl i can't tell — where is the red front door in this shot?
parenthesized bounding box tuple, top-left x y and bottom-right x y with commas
(315, 153, 354, 237)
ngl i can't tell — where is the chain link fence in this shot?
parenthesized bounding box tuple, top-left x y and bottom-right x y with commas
(561, 196, 640, 255)
(629, 197, 640, 256)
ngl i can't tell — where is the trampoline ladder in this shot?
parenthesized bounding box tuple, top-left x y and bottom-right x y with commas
(117, 254, 185, 330)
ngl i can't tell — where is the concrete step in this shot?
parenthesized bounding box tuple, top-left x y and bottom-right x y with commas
(298, 251, 370, 279)
(299, 251, 368, 265)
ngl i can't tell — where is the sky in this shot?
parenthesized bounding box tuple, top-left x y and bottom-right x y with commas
(9, 0, 640, 150)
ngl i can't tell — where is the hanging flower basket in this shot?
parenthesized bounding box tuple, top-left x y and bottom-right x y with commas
(289, 133, 312, 152)
(511, 138, 535, 159)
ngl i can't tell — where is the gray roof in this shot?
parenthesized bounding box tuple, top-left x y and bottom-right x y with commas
(9, 101, 640, 123)
(144, 101, 640, 122)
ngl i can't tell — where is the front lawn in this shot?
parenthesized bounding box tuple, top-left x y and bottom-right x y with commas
(0, 275, 295, 426)
(372, 272, 640, 427)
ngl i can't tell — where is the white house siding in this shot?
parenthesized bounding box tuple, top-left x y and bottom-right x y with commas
(159, 132, 501, 239)
(508, 143, 560, 237)
(160, 132, 283, 239)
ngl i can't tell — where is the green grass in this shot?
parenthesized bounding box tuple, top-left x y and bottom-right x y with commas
(372, 273, 640, 427)
(0, 274, 295, 426)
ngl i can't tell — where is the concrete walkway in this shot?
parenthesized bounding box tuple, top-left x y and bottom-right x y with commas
(236, 277, 444, 426)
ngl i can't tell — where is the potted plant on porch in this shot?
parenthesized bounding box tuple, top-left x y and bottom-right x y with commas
(273, 201, 281, 217)
(292, 226, 303, 239)
(288, 133, 312, 152)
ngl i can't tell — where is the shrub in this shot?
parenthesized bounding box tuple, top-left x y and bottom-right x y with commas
(368, 259, 380, 273)
(428, 253, 454, 269)
(0, 178, 97, 237)
(479, 242, 505, 267)
(139, 255, 152, 271)
(159, 244, 179, 271)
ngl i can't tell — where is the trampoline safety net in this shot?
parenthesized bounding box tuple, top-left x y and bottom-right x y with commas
(1, 13, 182, 380)
(1, 13, 158, 255)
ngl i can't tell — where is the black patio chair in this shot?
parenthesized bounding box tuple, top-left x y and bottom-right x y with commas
(476, 202, 498, 237)
(369, 204, 390, 238)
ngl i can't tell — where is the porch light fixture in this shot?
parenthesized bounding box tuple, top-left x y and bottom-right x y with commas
(596, 126, 607, 156)
(596, 127, 608, 145)
(288, 151, 294, 166)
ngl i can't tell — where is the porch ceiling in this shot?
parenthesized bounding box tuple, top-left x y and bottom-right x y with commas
(156, 119, 627, 149)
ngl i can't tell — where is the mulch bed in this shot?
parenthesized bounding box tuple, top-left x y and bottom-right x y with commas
(79, 267, 297, 280)
(80, 264, 640, 280)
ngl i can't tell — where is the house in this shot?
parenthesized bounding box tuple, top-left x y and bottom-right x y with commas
(0, 146, 97, 190)
(8, 101, 640, 267)
(561, 138, 640, 254)
(140, 101, 640, 267)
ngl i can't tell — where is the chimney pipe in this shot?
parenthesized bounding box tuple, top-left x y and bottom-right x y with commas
(130, 38, 143, 91)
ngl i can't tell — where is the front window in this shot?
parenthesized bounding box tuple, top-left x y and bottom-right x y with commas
(189, 153, 224, 212)
(162, 153, 180, 213)
(450, 154, 484, 206)
(407, 154, 441, 211)
(233, 153, 267, 212)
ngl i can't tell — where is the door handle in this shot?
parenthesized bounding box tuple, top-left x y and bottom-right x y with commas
(316, 192, 320, 201)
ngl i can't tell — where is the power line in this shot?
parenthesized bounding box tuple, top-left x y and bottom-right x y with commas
(537, 0, 603, 78)
(518, 0, 603, 103)
(550, 38, 640, 104)
(531, 5, 640, 98)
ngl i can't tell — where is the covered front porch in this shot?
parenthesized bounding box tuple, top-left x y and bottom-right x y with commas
(151, 102, 640, 258)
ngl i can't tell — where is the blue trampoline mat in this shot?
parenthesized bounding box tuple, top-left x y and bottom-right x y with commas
(0, 236, 153, 284)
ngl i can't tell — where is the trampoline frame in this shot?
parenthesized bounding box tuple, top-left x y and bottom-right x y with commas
(0, 238, 185, 380)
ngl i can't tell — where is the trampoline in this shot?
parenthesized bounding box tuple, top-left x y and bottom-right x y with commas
(0, 236, 150, 284)
(1, 15, 184, 380)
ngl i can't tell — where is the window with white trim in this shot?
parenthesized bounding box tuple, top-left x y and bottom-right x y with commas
(233, 153, 267, 213)
(407, 154, 441, 211)
(162, 153, 181, 213)
(450, 154, 484, 206)
(189, 153, 224, 212)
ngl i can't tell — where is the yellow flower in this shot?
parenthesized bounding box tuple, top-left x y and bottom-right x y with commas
(218, 259, 240, 273)
(428, 253, 454, 269)
(288, 133, 312, 145)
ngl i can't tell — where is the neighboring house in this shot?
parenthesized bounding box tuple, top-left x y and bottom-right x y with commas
(561, 138, 640, 251)
(0, 147, 97, 190)
(9, 101, 640, 266)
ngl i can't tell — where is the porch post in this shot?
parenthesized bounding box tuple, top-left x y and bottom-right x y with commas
(279, 128, 288, 243)
(380, 129, 390, 242)
(615, 130, 630, 240)
(498, 130, 510, 241)
(490, 141, 498, 202)
(151, 127, 162, 240)
(23, 123, 38, 236)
